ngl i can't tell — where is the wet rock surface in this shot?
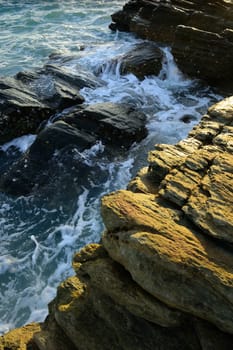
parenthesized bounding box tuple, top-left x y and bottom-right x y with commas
(0, 102, 147, 196)
(118, 42, 163, 79)
(110, 0, 233, 92)
(0, 63, 102, 144)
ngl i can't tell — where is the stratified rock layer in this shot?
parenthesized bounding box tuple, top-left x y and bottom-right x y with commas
(1, 97, 233, 349)
(110, 0, 233, 91)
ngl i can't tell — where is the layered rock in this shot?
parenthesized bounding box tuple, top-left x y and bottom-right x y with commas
(1, 96, 233, 350)
(110, 0, 233, 92)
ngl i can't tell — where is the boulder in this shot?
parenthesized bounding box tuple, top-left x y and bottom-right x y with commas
(0, 63, 103, 145)
(102, 189, 233, 334)
(100, 42, 163, 79)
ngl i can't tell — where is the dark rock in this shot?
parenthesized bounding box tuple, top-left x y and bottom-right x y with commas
(0, 76, 51, 144)
(172, 25, 233, 85)
(0, 103, 147, 196)
(29, 121, 96, 161)
(62, 102, 148, 149)
(110, 0, 233, 92)
(119, 42, 163, 79)
(0, 63, 103, 145)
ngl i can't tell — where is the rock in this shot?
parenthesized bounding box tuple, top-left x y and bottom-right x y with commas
(155, 98, 233, 243)
(0, 63, 103, 145)
(110, 0, 233, 92)
(34, 315, 77, 350)
(172, 25, 233, 86)
(0, 323, 41, 350)
(34, 244, 202, 350)
(72, 244, 185, 328)
(29, 121, 96, 161)
(62, 102, 148, 149)
(101, 96, 233, 335)
(0, 103, 147, 196)
(102, 189, 233, 334)
(194, 319, 233, 350)
(0, 76, 51, 145)
(106, 42, 163, 79)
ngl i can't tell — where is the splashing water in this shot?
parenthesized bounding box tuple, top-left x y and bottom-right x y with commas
(0, 1, 221, 335)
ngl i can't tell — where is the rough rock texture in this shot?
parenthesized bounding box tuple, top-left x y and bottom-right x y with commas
(1, 97, 233, 349)
(0, 102, 147, 196)
(110, 0, 233, 92)
(102, 97, 233, 336)
(0, 63, 102, 144)
(0, 323, 41, 350)
(104, 42, 164, 79)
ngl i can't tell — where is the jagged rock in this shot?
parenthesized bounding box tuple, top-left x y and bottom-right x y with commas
(183, 152, 233, 243)
(100, 96, 233, 335)
(35, 244, 202, 350)
(102, 189, 233, 334)
(110, 0, 233, 91)
(34, 315, 77, 350)
(0, 103, 147, 196)
(0, 63, 103, 145)
(149, 97, 233, 243)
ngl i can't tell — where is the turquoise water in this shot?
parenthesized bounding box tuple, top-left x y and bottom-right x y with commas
(0, 0, 221, 334)
(0, 0, 126, 76)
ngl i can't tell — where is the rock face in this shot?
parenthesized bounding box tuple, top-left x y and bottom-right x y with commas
(110, 0, 233, 92)
(1, 97, 233, 349)
(0, 63, 102, 144)
(0, 102, 147, 196)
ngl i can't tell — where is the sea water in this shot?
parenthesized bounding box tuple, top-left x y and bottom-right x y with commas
(0, 0, 221, 334)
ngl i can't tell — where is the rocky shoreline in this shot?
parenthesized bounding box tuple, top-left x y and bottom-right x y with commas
(1, 96, 233, 350)
(1, 0, 233, 349)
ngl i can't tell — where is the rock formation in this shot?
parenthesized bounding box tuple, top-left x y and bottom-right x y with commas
(0, 102, 147, 196)
(109, 0, 233, 92)
(98, 42, 163, 79)
(0, 63, 102, 144)
(1, 1, 233, 348)
(1, 95, 233, 350)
